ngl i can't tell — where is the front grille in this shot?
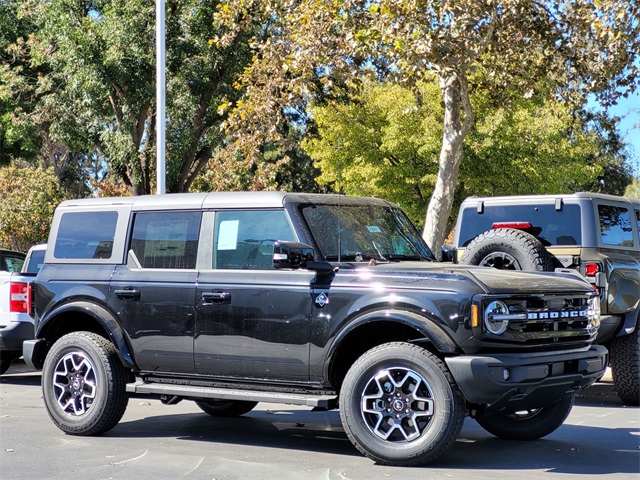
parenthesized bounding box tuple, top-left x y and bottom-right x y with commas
(482, 294, 595, 344)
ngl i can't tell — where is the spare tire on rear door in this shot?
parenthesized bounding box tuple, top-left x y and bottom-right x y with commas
(459, 228, 555, 272)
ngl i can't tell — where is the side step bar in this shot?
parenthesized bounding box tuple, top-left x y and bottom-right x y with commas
(126, 381, 337, 408)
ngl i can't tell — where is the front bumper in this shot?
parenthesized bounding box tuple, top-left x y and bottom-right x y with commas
(0, 321, 34, 353)
(445, 345, 608, 415)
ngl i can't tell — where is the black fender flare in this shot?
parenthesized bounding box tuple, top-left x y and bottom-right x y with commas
(325, 308, 459, 378)
(38, 301, 136, 369)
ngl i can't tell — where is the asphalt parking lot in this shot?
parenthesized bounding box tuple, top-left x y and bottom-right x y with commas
(1, 360, 638, 480)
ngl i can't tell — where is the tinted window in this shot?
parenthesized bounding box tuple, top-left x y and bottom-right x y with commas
(130, 211, 202, 269)
(23, 249, 46, 273)
(214, 210, 296, 269)
(599, 205, 634, 247)
(2, 253, 25, 272)
(54, 212, 118, 259)
(457, 204, 582, 247)
(300, 204, 433, 261)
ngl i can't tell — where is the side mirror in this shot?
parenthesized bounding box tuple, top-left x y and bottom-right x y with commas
(440, 244, 456, 263)
(273, 241, 315, 269)
(273, 241, 336, 275)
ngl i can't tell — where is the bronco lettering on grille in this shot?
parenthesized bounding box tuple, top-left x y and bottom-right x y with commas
(526, 310, 587, 320)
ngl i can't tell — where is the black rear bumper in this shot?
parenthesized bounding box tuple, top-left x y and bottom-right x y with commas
(22, 338, 45, 370)
(445, 345, 608, 415)
(0, 321, 34, 353)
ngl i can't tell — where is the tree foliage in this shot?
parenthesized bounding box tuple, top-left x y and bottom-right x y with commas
(625, 178, 640, 198)
(0, 0, 41, 164)
(216, 0, 640, 251)
(0, 166, 65, 251)
(5, 0, 254, 195)
(304, 78, 627, 229)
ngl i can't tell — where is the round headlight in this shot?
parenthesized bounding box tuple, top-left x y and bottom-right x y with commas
(484, 300, 510, 335)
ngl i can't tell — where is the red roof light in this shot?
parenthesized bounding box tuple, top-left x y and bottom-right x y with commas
(491, 222, 532, 230)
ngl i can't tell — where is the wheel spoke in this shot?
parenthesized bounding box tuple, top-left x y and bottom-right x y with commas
(51, 351, 97, 417)
(360, 367, 435, 442)
(481, 252, 520, 270)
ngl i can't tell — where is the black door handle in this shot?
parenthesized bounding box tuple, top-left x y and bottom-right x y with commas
(114, 289, 141, 300)
(202, 291, 231, 303)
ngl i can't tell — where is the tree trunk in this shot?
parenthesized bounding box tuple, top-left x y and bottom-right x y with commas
(422, 71, 473, 255)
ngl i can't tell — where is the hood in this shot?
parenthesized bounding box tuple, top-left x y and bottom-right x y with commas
(342, 261, 593, 295)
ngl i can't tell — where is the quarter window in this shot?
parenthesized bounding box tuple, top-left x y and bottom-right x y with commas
(598, 205, 634, 247)
(130, 211, 202, 269)
(54, 211, 118, 259)
(214, 210, 296, 269)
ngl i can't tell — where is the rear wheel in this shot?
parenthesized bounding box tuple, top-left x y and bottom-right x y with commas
(340, 342, 465, 466)
(42, 332, 129, 435)
(195, 399, 257, 417)
(610, 325, 640, 406)
(475, 396, 574, 440)
(460, 228, 555, 271)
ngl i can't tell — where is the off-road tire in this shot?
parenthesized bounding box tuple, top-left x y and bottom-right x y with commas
(475, 395, 574, 440)
(195, 399, 258, 417)
(610, 325, 640, 406)
(42, 331, 129, 435)
(340, 342, 465, 466)
(460, 228, 555, 271)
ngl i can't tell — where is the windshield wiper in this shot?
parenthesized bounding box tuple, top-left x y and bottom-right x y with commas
(386, 254, 427, 261)
(324, 253, 385, 262)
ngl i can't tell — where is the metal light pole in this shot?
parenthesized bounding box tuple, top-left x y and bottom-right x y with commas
(156, 0, 166, 195)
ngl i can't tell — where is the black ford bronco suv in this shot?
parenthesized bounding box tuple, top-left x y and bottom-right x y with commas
(24, 192, 606, 466)
(453, 192, 639, 406)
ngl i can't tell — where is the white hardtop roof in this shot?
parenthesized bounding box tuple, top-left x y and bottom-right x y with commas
(462, 192, 640, 207)
(56, 191, 391, 211)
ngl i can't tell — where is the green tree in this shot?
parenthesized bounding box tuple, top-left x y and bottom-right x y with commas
(216, 0, 640, 252)
(304, 79, 626, 229)
(7, 0, 253, 195)
(0, 166, 65, 251)
(0, 0, 40, 164)
(625, 178, 640, 198)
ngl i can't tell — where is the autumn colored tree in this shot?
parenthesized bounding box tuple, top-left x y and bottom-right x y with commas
(0, 166, 65, 251)
(216, 0, 640, 252)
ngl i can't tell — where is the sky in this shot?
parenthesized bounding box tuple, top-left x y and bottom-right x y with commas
(605, 90, 640, 176)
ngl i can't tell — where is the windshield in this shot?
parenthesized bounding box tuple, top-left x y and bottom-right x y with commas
(299, 203, 434, 262)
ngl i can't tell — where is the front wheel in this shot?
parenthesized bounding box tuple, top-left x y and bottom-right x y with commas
(195, 399, 257, 417)
(340, 342, 465, 466)
(475, 396, 574, 440)
(42, 332, 129, 435)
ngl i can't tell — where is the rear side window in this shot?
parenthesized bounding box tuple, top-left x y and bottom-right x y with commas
(598, 205, 634, 247)
(54, 212, 118, 259)
(23, 249, 46, 273)
(457, 204, 582, 247)
(1, 254, 25, 272)
(130, 211, 202, 269)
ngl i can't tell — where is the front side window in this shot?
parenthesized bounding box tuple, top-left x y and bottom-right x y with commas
(54, 211, 118, 259)
(599, 205, 634, 247)
(214, 210, 296, 269)
(130, 211, 202, 269)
